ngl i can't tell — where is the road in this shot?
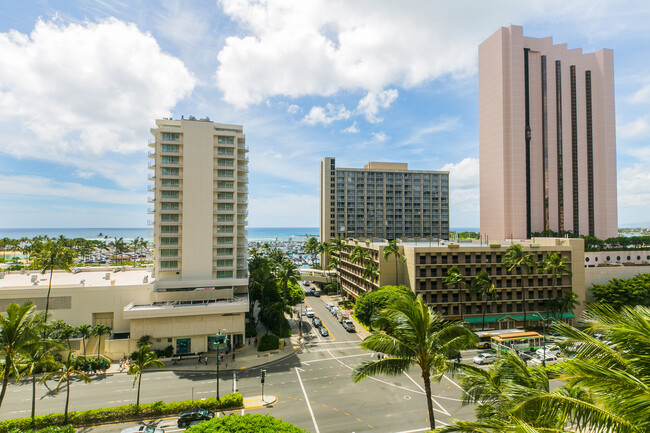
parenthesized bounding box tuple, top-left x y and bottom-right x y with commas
(1, 295, 476, 432)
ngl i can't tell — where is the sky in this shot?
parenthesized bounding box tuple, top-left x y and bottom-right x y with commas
(1, 0, 650, 229)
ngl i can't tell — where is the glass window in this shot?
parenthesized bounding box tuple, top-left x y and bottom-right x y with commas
(161, 179, 179, 187)
(160, 249, 178, 257)
(161, 156, 179, 164)
(217, 237, 233, 244)
(161, 190, 179, 198)
(161, 225, 178, 233)
(218, 147, 234, 155)
(216, 259, 233, 267)
(217, 181, 234, 188)
(217, 225, 233, 233)
(217, 169, 234, 178)
(217, 214, 233, 222)
(160, 260, 178, 268)
(162, 144, 179, 152)
(161, 202, 179, 210)
(217, 158, 234, 167)
(217, 136, 235, 144)
(217, 203, 233, 210)
(160, 214, 179, 222)
(216, 248, 233, 256)
(217, 270, 233, 278)
(217, 192, 233, 200)
(162, 132, 180, 141)
(161, 167, 179, 176)
(160, 237, 178, 245)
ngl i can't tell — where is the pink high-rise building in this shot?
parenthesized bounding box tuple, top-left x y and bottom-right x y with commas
(479, 25, 617, 241)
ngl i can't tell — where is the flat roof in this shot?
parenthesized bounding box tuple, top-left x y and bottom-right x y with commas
(0, 268, 153, 289)
(492, 331, 543, 341)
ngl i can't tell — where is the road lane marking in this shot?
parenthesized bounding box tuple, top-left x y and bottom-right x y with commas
(403, 372, 450, 416)
(295, 367, 320, 433)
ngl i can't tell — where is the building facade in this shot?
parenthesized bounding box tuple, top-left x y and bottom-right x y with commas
(479, 25, 617, 241)
(338, 238, 585, 328)
(320, 158, 450, 246)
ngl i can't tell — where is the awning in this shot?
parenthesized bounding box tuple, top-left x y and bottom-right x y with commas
(464, 312, 575, 325)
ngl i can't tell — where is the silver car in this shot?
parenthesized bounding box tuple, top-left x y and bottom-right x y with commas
(121, 425, 164, 433)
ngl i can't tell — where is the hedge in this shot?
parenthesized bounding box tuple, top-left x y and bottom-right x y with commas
(186, 413, 307, 432)
(0, 393, 243, 433)
(8, 427, 74, 433)
(257, 334, 280, 352)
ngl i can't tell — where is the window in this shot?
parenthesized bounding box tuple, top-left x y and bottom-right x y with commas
(160, 214, 178, 222)
(160, 260, 178, 268)
(217, 192, 233, 200)
(161, 190, 179, 199)
(217, 158, 234, 167)
(161, 156, 179, 164)
(160, 249, 178, 257)
(161, 179, 179, 187)
(161, 226, 178, 233)
(217, 225, 233, 233)
(161, 167, 179, 176)
(217, 214, 233, 222)
(216, 248, 233, 256)
(217, 169, 233, 178)
(217, 147, 234, 155)
(162, 144, 179, 152)
(217, 237, 233, 245)
(161, 202, 179, 210)
(217, 181, 234, 188)
(217, 136, 234, 144)
(217, 203, 233, 210)
(162, 132, 180, 141)
(216, 259, 233, 267)
(160, 237, 178, 245)
(217, 270, 233, 278)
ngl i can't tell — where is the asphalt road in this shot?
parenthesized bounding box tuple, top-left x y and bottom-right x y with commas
(1, 296, 478, 432)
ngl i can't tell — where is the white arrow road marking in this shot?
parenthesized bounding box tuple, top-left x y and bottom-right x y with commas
(295, 367, 320, 433)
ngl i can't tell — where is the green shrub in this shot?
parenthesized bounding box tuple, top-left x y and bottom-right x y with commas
(154, 345, 174, 358)
(0, 393, 243, 433)
(257, 334, 280, 351)
(245, 322, 257, 338)
(185, 413, 307, 432)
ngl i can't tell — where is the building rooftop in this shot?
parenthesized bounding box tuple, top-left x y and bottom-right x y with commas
(345, 237, 582, 249)
(0, 268, 153, 289)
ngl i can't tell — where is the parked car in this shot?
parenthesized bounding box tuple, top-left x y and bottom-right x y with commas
(319, 326, 329, 337)
(314, 290, 321, 297)
(305, 307, 314, 318)
(312, 317, 322, 328)
(342, 320, 355, 332)
(121, 425, 164, 433)
(473, 353, 497, 365)
(530, 353, 558, 365)
(326, 304, 334, 311)
(330, 307, 338, 316)
(177, 409, 214, 428)
(536, 345, 560, 358)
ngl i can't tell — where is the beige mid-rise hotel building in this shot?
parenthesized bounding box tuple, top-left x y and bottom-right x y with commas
(320, 158, 450, 247)
(479, 25, 617, 241)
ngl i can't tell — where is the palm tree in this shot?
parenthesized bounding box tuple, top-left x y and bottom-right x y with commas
(0, 302, 41, 408)
(273, 259, 300, 304)
(18, 337, 61, 424)
(110, 237, 126, 265)
(516, 304, 650, 433)
(76, 324, 92, 356)
(472, 270, 496, 331)
(363, 263, 380, 287)
(91, 323, 112, 359)
(352, 295, 477, 431)
(33, 239, 76, 321)
(558, 291, 579, 321)
(443, 266, 468, 320)
(304, 236, 319, 267)
(350, 245, 370, 268)
(503, 245, 537, 329)
(382, 240, 406, 283)
(538, 252, 572, 319)
(42, 352, 91, 423)
(328, 238, 348, 296)
(128, 344, 163, 407)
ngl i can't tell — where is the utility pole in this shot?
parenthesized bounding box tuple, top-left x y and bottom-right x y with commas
(261, 369, 266, 403)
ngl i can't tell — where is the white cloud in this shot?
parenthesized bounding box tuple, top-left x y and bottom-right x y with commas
(372, 132, 389, 142)
(341, 122, 360, 133)
(303, 103, 351, 125)
(356, 89, 399, 123)
(287, 104, 301, 114)
(619, 116, 650, 139)
(400, 117, 461, 146)
(618, 163, 650, 208)
(0, 18, 195, 187)
(629, 83, 650, 104)
(0, 174, 146, 205)
(439, 157, 480, 224)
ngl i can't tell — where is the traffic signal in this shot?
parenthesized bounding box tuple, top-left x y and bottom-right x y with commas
(261, 370, 266, 383)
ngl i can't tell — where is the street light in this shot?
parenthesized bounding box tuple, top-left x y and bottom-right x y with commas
(299, 300, 304, 338)
(216, 328, 226, 400)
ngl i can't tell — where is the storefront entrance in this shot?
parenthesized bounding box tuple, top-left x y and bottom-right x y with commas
(176, 338, 191, 354)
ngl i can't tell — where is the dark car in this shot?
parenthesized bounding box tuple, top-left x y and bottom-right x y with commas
(319, 326, 329, 337)
(312, 317, 322, 328)
(313, 290, 321, 297)
(177, 408, 214, 428)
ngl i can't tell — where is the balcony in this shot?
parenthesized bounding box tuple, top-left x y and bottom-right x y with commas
(237, 209, 248, 216)
(147, 196, 155, 203)
(237, 263, 246, 270)
(238, 187, 248, 193)
(148, 150, 155, 158)
(147, 219, 154, 225)
(148, 174, 156, 180)
(148, 140, 155, 148)
(237, 230, 248, 237)
(237, 166, 248, 173)
(148, 162, 156, 169)
(123, 295, 249, 319)
(237, 199, 247, 204)
(147, 185, 155, 192)
(147, 208, 155, 214)
(237, 143, 249, 152)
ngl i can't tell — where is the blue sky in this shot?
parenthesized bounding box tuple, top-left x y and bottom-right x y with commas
(1, 1, 650, 229)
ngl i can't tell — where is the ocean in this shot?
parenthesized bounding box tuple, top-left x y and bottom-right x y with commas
(0, 227, 478, 242)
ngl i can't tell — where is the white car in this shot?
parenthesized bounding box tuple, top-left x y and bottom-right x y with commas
(536, 345, 560, 358)
(473, 353, 497, 365)
(530, 353, 558, 365)
(305, 307, 314, 318)
(121, 425, 164, 433)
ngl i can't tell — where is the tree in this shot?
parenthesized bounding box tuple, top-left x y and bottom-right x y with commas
(18, 337, 61, 424)
(363, 263, 380, 286)
(128, 344, 163, 407)
(273, 259, 300, 304)
(516, 304, 650, 433)
(353, 285, 414, 328)
(91, 323, 112, 359)
(109, 237, 126, 265)
(191, 413, 307, 432)
(42, 352, 91, 423)
(443, 266, 468, 320)
(328, 238, 349, 296)
(303, 236, 319, 267)
(350, 245, 370, 268)
(352, 295, 477, 431)
(538, 252, 572, 318)
(382, 240, 406, 283)
(558, 291, 579, 319)
(33, 239, 76, 321)
(590, 273, 650, 309)
(503, 245, 537, 329)
(76, 324, 92, 356)
(0, 302, 41, 409)
(471, 271, 496, 331)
